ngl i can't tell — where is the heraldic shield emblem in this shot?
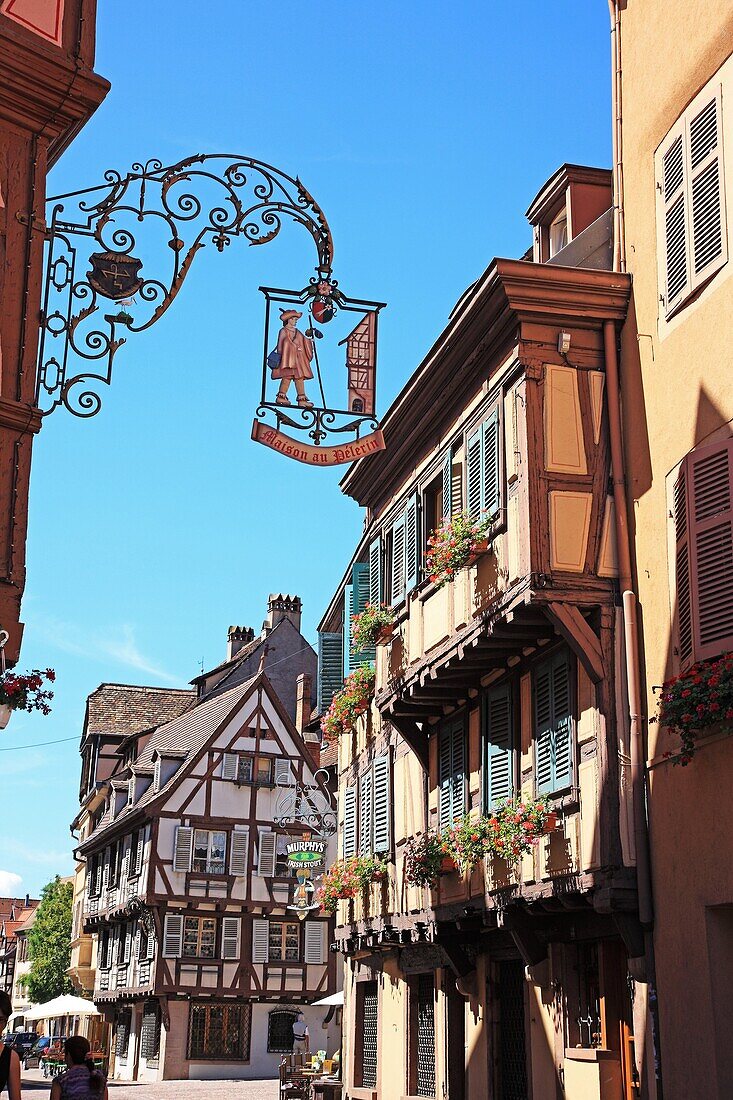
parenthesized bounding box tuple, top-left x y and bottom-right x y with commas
(87, 251, 144, 301)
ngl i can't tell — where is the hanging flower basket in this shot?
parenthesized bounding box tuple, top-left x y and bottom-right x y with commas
(320, 666, 376, 743)
(316, 854, 388, 913)
(426, 512, 496, 589)
(403, 831, 446, 888)
(652, 653, 733, 764)
(485, 797, 554, 866)
(351, 603, 396, 653)
(0, 668, 55, 725)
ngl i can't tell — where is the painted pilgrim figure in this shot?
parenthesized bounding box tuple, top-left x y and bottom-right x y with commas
(272, 308, 315, 407)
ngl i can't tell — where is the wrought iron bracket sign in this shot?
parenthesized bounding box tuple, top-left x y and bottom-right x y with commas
(35, 152, 386, 462)
(273, 766, 336, 837)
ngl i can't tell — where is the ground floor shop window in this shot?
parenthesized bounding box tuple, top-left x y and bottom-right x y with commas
(496, 959, 527, 1100)
(140, 1002, 162, 1063)
(115, 1009, 131, 1060)
(355, 981, 378, 1089)
(410, 973, 436, 1098)
(188, 1001, 251, 1061)
(268, 1009, 297, 1053)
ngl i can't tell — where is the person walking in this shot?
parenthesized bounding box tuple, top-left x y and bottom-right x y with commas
(292, 1011, 310, 1055)
(49, 1037, 106, 1100)
(0, 992, 21, 1100)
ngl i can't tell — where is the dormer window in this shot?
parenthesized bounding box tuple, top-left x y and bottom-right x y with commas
(549, 210, 568, 257)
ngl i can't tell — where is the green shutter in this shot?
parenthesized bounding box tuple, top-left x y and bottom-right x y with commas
(359, 770, 373, 854)
(369, 536, 382, 607)
(352, 562, 375, 665)
(482, 408, 501, 520)
(372, 755, 391, 854)
(484, 682, 514, 810)
(439, 717, 465, 830)
(442, 451, 452, 524)
(534, 650, 574, 794)
(439, 724, 453, 830)
(318, 631, 343, 713)
(343, 787, 357, 859)
(343, 583, 355, 677)
(552, 653, 573, 790)
(405, 492, 420, 593)
(391, 514, 406, 605)
(466, 428, 482, 520)
(534, 659, 554, 795)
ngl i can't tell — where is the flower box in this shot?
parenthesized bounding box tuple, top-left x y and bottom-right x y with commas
(375, 623, 395, 645)
(351, 603, 396, 653)
(0, 667, 55, 722)
(654, 653, 733, 763)
(466, 539, 490, 566)
(543, 811, 558, 834)
(426, 513, 496, 589)
(440, 855, 458, 874)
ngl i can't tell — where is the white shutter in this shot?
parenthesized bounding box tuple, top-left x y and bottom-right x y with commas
(123, 923, 132, 963)
(257, 830, 277, 877)
(689, 91, 726, 288)
(230, 828, 249, 876)
(162, 914, 183, 958)
(372, 755, 391, 854)
(359, 770, 373, 855)
(221, 753, 238, 781)
(304, 921, 325, 965)
(274, 758, 293, 785)
(343, 786, 357, 860)
(221, 917, 241, 960)
(252, 918, 269, 964)
(173, 826, 193, 873)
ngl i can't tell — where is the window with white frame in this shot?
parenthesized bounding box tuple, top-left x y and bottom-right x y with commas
(657, 78, 727, 318)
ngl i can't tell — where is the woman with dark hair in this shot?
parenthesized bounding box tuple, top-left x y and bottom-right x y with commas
(50, 1037, 107, 1100)
(0, 991, 21, 1099)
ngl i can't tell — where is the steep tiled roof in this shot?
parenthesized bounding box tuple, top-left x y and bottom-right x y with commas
(0, 898, 38, 920)
(80, 677, 257, 849)
(84, 683, 196, 738)
(320, 739, 338, 769)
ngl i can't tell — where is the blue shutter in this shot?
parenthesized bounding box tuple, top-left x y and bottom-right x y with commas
(439, 717, 465, 829)
(318, 631, 343, 713)
(343, 584, 355, 677)
(466, 428, 482, 520)
(352, 562, 375, 664)
(451, 719, 466, 821)
(482, 408, 501, 520)
(442, 451, 453, 522)
(485, 682, 514, 810)
(405, 492, 420, 593)
(369, 536, 382, 607)
(439, 725, 453, 831)
(391, 514, 406, 605)
(534, 650, 574, 794)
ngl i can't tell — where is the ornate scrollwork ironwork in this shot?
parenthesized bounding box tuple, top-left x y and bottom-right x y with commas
(36, 154, 335, 418)
(273, 766, 337, 836)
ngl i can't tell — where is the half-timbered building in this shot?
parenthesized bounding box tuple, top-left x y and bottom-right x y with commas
(317, 165, 650, 1099)
(73, 601, 338, 1081)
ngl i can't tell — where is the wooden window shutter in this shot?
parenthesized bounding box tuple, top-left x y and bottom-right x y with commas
(683, 438, 733, 664)
(162, 914, 183, 958)
(252, 918, 269, 964)
(660, 127, 690, 313)
(534, 660, 554, 795)
(221, 917, 240, 960)
(353, 562, 375, 663)
(304, 921, 325, 965)
(257, 830, 277, 877)
(674, 459, 694, 666)
(451, 719, 466, 820)
(405, 492, 420, 593)
(442, 451, 453, 523)
(230, 828, 249, 876)
(466, 427, 482, 520)
(274, 758, 293, 785)
(688, 91, 726, 289)
(221, 753, 238, 781)
(438, 723, 453, 830)
(391, 513, 406, 605)
(439, 718, 465, 829)
(318, 631, 344, 713)
(359, 770, 373, 854)
(372, 754, 391, 854)
(153, 758, 161, 791)
(534, 650, 574, 794)
(552, 653, 573, 790)
(343, 583, 356, 677)
(484, 682, 514, 810)
(482, 407, 501, 519)
(369, 536, 382, 607)
(173, 826, 193, 873)
(123, 923, 132, 963)
(343, 786, 357, 859)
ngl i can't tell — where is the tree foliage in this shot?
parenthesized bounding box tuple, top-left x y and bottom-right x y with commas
(26, 876, 73, 1003)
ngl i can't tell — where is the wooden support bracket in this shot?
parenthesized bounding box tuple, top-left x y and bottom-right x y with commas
(543, 601, 604, 683)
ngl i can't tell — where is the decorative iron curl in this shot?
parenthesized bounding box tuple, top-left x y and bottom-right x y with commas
(273, 766, 337, 836)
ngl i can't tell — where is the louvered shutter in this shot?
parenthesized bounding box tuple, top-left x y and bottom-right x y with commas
(343, 786, 357, 859)
(674, 460, 694, 666)
(343, 584, 355, 677)
(405, 492, 420, 593)
(173, 826, 193, 873)
(689, 92, 726, 288)
(534, 660, 554, 795)
(221, 753, 238, 781)
(274, 758, 294, 785)
(372, 754, 391, 853)
(257, 830, 277, 877)
(450, 720, 466, 821)
(466, 427, 482, 520)
(123, 923, 132, 963)
(439, 724, 453, 830)
(439, 719, 465, 830)
(318, 631, 344, 713)
(369, 536, 382, 607)
(482, 408, 501, 519)
(353, 562, 375, 663)
(661, 129, 689, 313)
(359, 770, 373, 854)
(552, 654, 573, 790)
(92, 855, 102, 897)
(162, 914, 183, 958)
(304, 921, 325, 964)
(252, 918, 269, 964)
(683, 439, 733, 663)
(485, 683, 514, 809)
(230, 828, 249, 876)
(442, 451, 453, 524)
(391, 513, 406, 605)
(132, 925, 141, 963)
(221, 917, 241, 960)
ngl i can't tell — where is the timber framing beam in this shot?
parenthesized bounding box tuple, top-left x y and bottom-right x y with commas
(543, 601, 604, 683)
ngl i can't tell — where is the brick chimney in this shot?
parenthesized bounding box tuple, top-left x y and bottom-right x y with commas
(295, 673, 312, 735)
(227, 625, 255, 661)
(265, 594, 302, 633)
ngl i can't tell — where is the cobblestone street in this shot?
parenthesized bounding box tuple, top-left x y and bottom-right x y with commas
(22, 1069, 279, 1099)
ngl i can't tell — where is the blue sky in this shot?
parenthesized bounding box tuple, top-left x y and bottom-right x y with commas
(1, 1, 611, 899)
